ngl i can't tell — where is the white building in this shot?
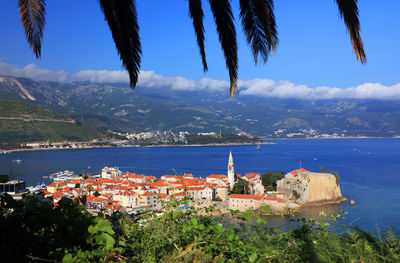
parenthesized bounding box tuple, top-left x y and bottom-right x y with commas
(228, 151, 235, 189)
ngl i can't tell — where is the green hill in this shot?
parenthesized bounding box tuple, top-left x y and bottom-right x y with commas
(0, 99, 109, 148)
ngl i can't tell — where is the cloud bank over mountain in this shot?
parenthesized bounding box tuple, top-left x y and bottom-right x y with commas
(1, 62, 399, 100)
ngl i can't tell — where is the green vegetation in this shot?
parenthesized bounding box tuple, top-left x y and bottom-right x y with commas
(0, 175, 9, 183)
(0, 99, 109, 148)
(292, 190, 301, 199)
(1, 194, 399, 262)
(213, 196, 222, 201)
(320, 166, 341, 186)
(261, 171, 284, 191)
(185, 134, 259, 145)
(230, 178, 250, 194)
(259, 205, 272, 214)
(0, 99, 67, 120)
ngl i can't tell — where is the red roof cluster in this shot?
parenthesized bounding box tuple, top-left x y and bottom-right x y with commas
(290, 168, 309, 176)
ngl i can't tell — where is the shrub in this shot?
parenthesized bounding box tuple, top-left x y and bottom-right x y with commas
(292, 190, 301, 199)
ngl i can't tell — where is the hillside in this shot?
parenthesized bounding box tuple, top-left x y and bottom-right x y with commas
(1, 76, 400, 138)
(0, 99, 109, 148)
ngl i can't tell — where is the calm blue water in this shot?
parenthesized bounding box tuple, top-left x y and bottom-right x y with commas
(1, 138, 399, 233)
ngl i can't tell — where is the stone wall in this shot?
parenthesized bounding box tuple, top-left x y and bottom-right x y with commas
(277, 171, 342, 205)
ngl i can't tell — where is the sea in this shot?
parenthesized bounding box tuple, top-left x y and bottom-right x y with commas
(1, 138, 399, 233)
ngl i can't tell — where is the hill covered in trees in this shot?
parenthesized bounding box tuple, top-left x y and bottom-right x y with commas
(0, 99, 110, 148)
(2, 76, 400, 138)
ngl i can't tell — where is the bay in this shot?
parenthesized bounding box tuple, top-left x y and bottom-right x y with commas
(1, 138, 399, 233)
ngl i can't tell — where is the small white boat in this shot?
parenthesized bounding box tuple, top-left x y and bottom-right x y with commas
(27, 183, 47, 194)
(256, 141, 261, 150)
(50, 170, 79, 182)
(13, 159, 22, 164)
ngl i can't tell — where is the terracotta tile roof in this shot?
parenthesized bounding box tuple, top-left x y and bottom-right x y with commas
(145, 176, 156, 181)
(290, 168, 309, 176)
(254, 193, 265, 200)
(186, 187, 205, 191)
(123, 191, 136, 196)
(229, 194, 257, 200)
(245, 173, 260, 179)
(173, 192, 187, 197)
(42, 189, 51, 195)
(162, 175, 181, 179)
(149, 182, 170, 188)
(207, 174, 227, 179)
(105, 204, 121, 211)
(158, 193, 167, 198)
(86, 196, 107, 203)
(142, 191, 157, 197)
(128, 174, 145, 179)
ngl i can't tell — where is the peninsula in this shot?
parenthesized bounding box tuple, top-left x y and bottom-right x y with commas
(7, 152, 346, 215)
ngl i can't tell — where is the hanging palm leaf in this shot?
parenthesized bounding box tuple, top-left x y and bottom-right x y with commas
(188, 0, 208, 72)
(99, 0, 142, 87)
(335, 0, 366, 64)
(239, 0, 278, 64)
(18, 0, 46, 58)
(208, 0, 238, 97)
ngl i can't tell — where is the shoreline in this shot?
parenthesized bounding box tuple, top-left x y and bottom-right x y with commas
(4, 136, 400, 154)
(3, 141, 273, 154)
(300, 197, 348, 208)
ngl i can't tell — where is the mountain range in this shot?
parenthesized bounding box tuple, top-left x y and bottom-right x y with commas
(1, 75, 400, 138)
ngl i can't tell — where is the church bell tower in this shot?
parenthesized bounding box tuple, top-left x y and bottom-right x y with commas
(228, 151, 235, 189)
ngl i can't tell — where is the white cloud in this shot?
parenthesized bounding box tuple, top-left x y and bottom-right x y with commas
(238, 79, 400, 100)
(0, 63, 68, 82)
(72, 69, 129, 83)
(1, 62, 400, 100)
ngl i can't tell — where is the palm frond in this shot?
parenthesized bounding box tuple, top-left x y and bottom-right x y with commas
(208, 0, 238, 97)
(18, 0, 46, 58)
(335, 0, 366, 64)
(98, 0, 142, 87)
(239, 0, 278, 64)
(188, 0, 208, 72)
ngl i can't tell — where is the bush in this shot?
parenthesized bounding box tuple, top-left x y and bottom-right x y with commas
(213, 196, 222, 201)
(292, 190, 301, 199)
(1, 194, 399, 262)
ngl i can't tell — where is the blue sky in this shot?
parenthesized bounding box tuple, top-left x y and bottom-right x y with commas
(0, 0, 400, 98)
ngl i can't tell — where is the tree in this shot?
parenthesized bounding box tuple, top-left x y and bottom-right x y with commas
(17, 0, 366, 97)
(261, 171, 284, 191)
(0, 175, 9, 183)
(230, 178, 250, 194)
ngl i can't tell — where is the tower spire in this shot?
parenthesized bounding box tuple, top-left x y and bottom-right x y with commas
(228, 151, 235, 189)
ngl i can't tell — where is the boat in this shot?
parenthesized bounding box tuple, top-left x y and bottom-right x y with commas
(49, 170, 79, 182)
(27, 182, 47, 194)
(12, 159, 22, 164)
(256, 142, 261, 150)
